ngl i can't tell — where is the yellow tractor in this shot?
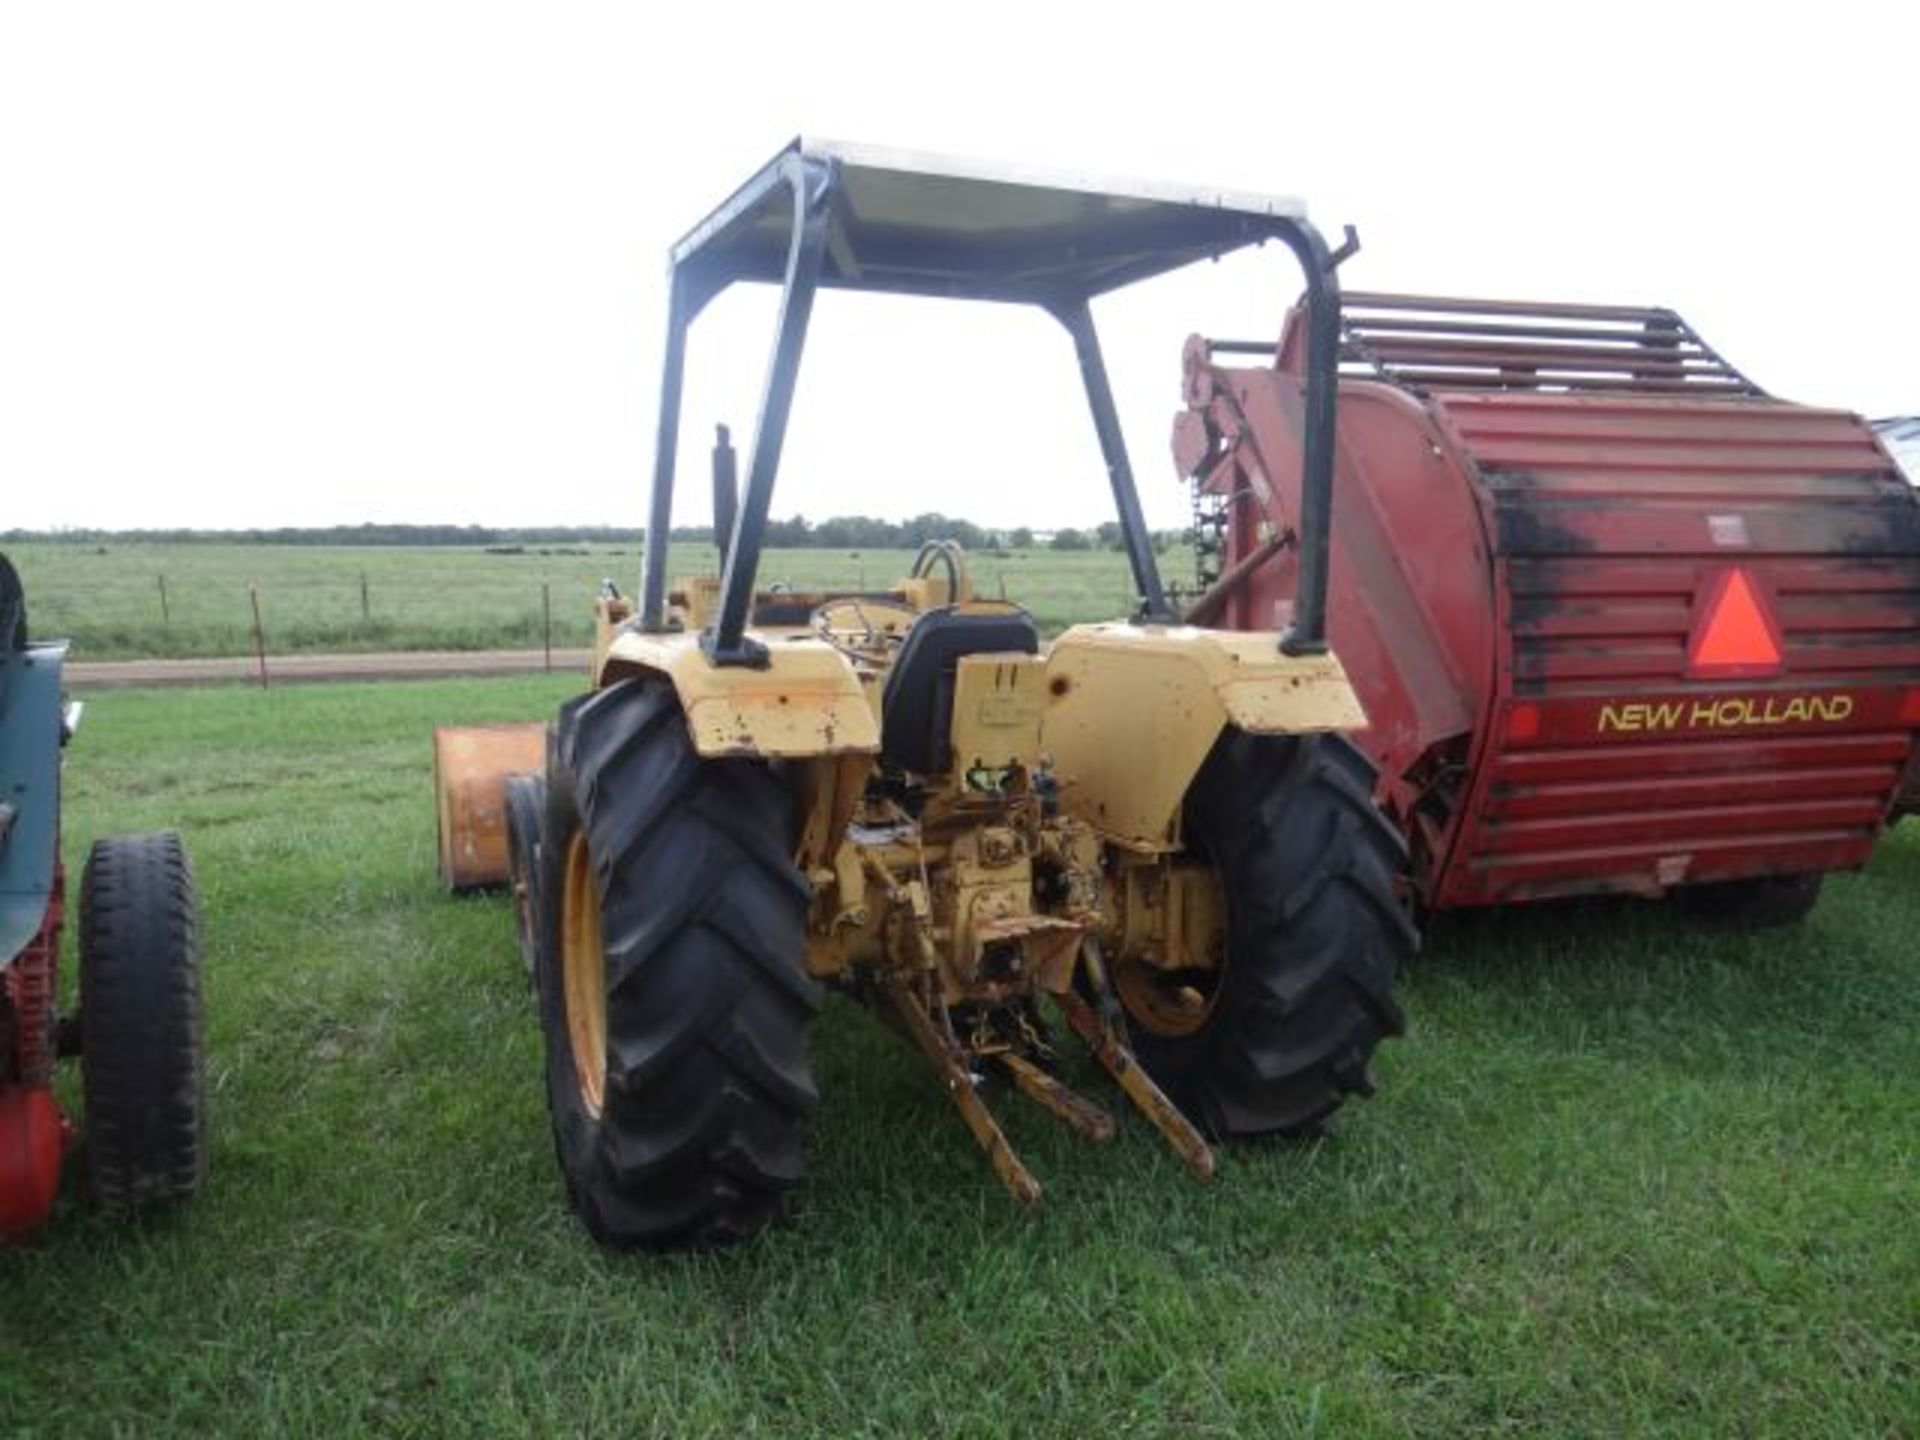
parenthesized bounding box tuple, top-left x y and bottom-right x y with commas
(438, 141, 1415, 1248)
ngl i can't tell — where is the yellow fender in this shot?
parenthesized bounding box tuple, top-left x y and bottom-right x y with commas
(598, 629, 879, 759)
(1040, 623, 1367, 849)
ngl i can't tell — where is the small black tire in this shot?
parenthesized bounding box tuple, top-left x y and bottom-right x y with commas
(536, 678, 819, 1249)
(1125, 732, 1415, 1137)
(1674, 872, 1824, 929)
(79, 831, 208, 1210)
(504, 773, 545, 978)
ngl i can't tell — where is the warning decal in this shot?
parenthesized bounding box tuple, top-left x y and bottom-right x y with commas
(1687, 568, 1784, 678)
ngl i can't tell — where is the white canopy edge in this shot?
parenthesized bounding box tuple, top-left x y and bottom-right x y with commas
(795, 137, 1309, 221)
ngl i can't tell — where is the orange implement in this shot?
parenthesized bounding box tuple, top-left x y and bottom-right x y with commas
(433, 724, 545, 890)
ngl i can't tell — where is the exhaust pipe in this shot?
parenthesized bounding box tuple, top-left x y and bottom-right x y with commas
(712, 423, 738, 569)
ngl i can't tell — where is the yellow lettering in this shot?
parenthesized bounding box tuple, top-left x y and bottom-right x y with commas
(1600, 691, 1857, 737)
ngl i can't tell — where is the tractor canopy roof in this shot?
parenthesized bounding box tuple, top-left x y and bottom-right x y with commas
(670, 138, 1311, 310)
(643, 139, 1347, 664)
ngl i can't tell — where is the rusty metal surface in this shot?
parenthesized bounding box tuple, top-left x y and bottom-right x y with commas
(1431, 391, 1920, 902)
(1182, 534, 1288, 628)
(994, 1052, 1116, 1143)
(881, 977, 1042, 1205)
(1338, 293, 1763, 397)
(432, 724, 546, 891)
(1055, 989, 1215, 1182)
(1182, 297, 1920, 908)
(3, 868, 61, 1087)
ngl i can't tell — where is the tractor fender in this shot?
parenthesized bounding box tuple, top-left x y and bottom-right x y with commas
(598, 630, 880, 759)
(1040, 623, 1366, 849)
(0, 641, 66, 967)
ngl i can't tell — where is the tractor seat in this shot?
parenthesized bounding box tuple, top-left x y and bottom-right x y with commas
(880, 604, 1039, 776)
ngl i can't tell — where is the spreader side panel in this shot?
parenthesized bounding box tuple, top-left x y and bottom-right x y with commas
(1430, 392, 1920, 904)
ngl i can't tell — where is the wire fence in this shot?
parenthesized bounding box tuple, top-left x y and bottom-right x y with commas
(8, 543, 1158, 664)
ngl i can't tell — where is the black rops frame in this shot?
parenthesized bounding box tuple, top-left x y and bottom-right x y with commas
(638, 148, 1350, 666)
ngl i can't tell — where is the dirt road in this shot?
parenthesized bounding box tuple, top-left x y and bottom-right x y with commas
(64, 648, 595, 690)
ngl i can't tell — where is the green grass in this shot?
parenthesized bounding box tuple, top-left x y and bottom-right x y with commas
(4, 541, 1172, 660)
(3, 678, 1917, 1436)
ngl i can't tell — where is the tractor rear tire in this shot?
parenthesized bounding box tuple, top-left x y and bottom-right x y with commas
(79, 832, 208, 1210)
(1675, 872, 1824, 929)
(504, 773, 544, 978)
(1126, 732, 1415, 1138)
(535, 678, 819, 1249)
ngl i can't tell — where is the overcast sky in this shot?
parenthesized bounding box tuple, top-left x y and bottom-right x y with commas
(3, 2, 1914, 535)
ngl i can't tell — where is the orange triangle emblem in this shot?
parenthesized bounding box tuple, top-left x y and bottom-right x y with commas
(1688, 567, 1783, 676)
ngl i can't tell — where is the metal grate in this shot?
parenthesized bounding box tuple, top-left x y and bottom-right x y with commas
(1336, 292, 1766, 398)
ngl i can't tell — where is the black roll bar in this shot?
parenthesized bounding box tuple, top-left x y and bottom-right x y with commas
(1049, 299, 1172, 622)
(637, 148, 1348, 664)
(1265, 220, 1343, 656)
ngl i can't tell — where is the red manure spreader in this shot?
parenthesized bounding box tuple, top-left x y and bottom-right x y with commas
(1177, 292, 1920, 923)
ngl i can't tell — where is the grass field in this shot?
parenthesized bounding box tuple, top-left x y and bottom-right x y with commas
(2, 677, 1916, 1437)
(4, 541, 1172, 660)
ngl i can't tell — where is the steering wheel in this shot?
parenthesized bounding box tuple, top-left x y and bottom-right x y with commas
(811, 596, 920, 665)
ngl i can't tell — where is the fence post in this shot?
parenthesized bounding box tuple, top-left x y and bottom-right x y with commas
(157, 574, 170, 626)
(542, 583, 552, 672)
(359, 570, 370, 622)
(249, 582, 269, 689)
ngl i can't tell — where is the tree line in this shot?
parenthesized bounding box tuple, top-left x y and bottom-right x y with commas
(3, 516, 1183, 552)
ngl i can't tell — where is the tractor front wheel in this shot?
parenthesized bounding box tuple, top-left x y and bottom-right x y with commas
(535, 679, 819, 1249)
(79, 831, 208, 1209)
(1123, 732, 1415, 1138)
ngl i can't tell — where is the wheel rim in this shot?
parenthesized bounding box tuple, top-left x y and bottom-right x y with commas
(560, 832, 608, 1116)
(1114, 954, 1222, 1038)
(1113, 866, 1230, 1039)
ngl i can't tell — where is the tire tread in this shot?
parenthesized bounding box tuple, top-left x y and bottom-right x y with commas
(538, 679, 817, 1249)
(1132, 733, 1415, 1138)
(79, 831, 207, 1210)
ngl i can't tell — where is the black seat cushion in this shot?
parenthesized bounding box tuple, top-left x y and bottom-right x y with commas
(880, 607, 1039, 776)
